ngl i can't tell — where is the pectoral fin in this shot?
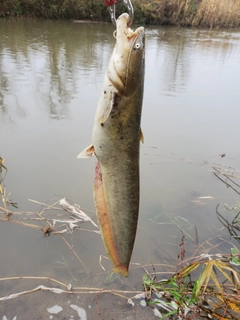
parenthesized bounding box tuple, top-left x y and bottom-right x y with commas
(140, 128, 144, 143)
(77, 145, 95, 158)
(97, 92, 120, 124)
(97, 100, 112, 124)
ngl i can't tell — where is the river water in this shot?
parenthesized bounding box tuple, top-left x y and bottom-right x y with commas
(0, 19, 240, 318)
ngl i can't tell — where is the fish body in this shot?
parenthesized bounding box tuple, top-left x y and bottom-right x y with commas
(78, 13, 145, 276)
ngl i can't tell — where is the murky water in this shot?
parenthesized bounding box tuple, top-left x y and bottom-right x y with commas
(1, 18, 240, 317)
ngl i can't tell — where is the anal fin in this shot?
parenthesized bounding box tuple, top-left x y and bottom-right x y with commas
(94, 161, 123, 274)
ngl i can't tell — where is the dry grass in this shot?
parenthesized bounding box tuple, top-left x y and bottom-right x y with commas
(134, 0, 199, 25)
(1, 0, 240, 28)
(134, 0, 240, 27)
(193, 0, 240, 28)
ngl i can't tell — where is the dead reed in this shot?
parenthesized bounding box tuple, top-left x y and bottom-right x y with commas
(1, 0, 240, 28)
(193, 0, 240, 28)
(135, 0, 240, 27)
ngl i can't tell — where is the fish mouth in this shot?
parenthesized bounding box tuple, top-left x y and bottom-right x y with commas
(110, 13, 144, 94)
(116, 13, 144, 48)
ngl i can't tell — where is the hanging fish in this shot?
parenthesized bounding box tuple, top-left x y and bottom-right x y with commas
(78, 12, 145, 276)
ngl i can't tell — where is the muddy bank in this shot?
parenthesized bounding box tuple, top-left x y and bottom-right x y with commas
(0, 278, 158, 320)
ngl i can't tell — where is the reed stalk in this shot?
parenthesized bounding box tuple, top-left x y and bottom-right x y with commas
(0, 0, 240, 28)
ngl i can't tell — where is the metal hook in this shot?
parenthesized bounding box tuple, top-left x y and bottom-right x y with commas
(108, 0, 134, 27)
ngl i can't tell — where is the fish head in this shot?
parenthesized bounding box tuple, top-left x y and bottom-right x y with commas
(109, 13, 145, 96)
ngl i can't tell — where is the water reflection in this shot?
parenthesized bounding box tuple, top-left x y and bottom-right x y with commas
(0, 20, 113, 121)
(146, 27, 240, 96)
(1, 20, 240, 122)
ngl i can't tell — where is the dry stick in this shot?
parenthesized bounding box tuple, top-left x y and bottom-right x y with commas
(214, 173, 240, 195)
(2, 199, 93, 273)
(193, 238, 224, 258)
(0, 276, 68, 288)
(0, 276, 140, 294)
(205, 239, 225, 252)
(59, 234, 88, 273)
(35, 204, 56, 231)
(73, 287, 141, 294)
(0, 286, 45, 301)
(190, 230, 226, 257)
(28, 199, 61, 228)
(176, 249, 224, 270)
(0, 217, 42, 229)
(7, 211, 36, 215)
(53, 228, 100, 235)
(212, 172, 240, 180)
(15, 217, 44, 221)
(217, 209, 240, 240)
(38, 201, 60, 220)
(0, 286, 142, 302)
(0, 286, 94, 301)
(213, 167, 240, 179)
(218, 237, 240, 251)
(221, 173, 240, 188)
(173, 222, 195, 242)
(165, 211, 195, 243)
(5, 201, 90, 273)
(0, 276, 142, 294)
(131, 263, 175, 270)
(0, 185, 8, 210)
(98, 254, 175, 273)
(0, 205, 10, 213)
(29, 199, 60, 212)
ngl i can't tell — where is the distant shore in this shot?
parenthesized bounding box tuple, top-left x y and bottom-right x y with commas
(1, 0, 240, 28)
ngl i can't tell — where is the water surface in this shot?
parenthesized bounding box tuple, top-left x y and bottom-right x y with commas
(0, 19, 240, 316)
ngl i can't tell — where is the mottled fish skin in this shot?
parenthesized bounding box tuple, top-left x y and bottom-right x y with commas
(78, 13, 145, 276)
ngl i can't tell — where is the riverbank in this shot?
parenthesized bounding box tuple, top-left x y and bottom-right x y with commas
(1, 0, 240, 28)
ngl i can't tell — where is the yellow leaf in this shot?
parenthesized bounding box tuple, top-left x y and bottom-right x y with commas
(211, 268, 222, 293)
(174, 262, 200, 279)
(196, 260, 213, 296)
(229, 302, 240, 313)
(215, 261, 239, 288)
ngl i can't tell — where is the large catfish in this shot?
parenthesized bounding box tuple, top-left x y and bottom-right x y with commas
(78, 13, 145, 276)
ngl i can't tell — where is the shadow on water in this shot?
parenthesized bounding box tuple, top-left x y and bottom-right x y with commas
(0, 19, 240, 319)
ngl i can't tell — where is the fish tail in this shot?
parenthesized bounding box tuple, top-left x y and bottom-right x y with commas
(112, 265, 129, 277)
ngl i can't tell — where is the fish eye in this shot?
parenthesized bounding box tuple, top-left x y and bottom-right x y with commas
(134, 43, 141, 50)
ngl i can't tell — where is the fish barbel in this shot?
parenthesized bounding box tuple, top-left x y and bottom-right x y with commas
(78, 13, 145, 276)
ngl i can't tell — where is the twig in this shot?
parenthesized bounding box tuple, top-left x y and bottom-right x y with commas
(0, 276, 68, 288)
(60, 234, 88, 273)
(214, 173, 240, 195)
(0, 218, 42, 229)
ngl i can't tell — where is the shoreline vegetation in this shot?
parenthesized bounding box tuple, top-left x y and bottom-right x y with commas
(0, 0, 240, 28)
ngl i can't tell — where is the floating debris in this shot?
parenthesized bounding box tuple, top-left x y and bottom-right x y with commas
(59, 198, 98, 228)
(70, 305, 87, 320)
(47, 305, 63, 314)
